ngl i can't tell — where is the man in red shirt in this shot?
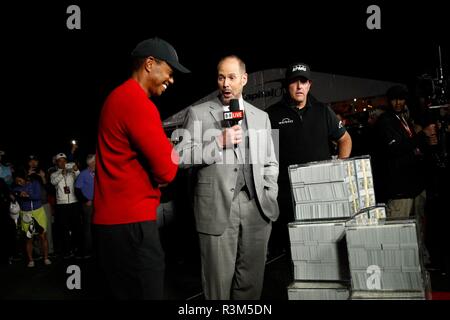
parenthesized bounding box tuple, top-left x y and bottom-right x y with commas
(93, 37, 189, 299)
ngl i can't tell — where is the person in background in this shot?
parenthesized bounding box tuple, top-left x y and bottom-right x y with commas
(50, 153, 81, 259)
(75, 154, 95, 258)
(0, 150, 13, 187)
(12, 169, 51, 267)
(27, 154, 54, 257)
(373, 85, 437, 266)
(0, 177, 17, 265)
(374, 85, 436, 217)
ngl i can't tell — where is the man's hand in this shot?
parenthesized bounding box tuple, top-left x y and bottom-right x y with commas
(86, 200, 93, 207)
(217, 125, 242, 149)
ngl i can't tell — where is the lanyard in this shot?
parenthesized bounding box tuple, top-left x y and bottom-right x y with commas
(395, 114, 413, 138)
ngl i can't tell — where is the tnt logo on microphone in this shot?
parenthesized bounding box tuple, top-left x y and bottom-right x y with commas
(224, 111, 244, 120)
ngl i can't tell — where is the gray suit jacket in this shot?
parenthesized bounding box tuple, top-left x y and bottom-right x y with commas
(176, 98, 279, 235)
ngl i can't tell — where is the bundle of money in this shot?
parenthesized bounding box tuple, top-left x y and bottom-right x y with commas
(288, 156, 376, 221)
(345, 220, 425, 292)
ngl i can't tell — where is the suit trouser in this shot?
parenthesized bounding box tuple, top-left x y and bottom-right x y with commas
(198, 190, 272, 300)
(269, 190, 293, 258)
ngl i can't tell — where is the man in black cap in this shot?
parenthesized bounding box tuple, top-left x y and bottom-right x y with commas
(93, 37, 189, 299)
(372, 85, 439, 267)
(373, 85, 437, 217)
(266, 62, 352, 260)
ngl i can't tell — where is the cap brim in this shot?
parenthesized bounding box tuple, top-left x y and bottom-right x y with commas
(167, 60, 191, 73)
(286, 74, 310, 84)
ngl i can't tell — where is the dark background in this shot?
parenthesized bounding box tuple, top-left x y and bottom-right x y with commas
(1, 1, 448, 166)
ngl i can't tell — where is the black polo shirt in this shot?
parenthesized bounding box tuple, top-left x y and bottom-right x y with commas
(266, 95, 346, 188)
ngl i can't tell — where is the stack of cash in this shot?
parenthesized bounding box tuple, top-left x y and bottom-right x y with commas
(289, 157, 376, 221)
(346, 205, 387, 227)
(289, 221, 349, 281)
(286, 156, 395, 300)
(346, 220, 425, 292)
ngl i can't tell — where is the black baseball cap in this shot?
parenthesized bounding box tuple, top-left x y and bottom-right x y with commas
(285, 62, 312, 83)
(386, 85, 408, 100)
(131, 37, 190, 73)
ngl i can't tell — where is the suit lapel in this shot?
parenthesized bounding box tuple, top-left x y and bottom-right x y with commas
(209, 98, 223, 130)
(244, 102, 259, 164)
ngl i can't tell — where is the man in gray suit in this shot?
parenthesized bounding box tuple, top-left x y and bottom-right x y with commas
(176, 55, 279, 300)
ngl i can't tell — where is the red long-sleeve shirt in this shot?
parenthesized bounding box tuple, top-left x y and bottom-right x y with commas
(93, 79, 179, 225)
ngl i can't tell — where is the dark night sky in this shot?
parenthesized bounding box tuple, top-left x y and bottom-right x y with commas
(1, 1, 449, 166)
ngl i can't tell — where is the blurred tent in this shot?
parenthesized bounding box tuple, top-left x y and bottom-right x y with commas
(163, 68, 402, 130)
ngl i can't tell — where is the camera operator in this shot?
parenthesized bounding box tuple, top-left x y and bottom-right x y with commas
(50, 153, 82, 259)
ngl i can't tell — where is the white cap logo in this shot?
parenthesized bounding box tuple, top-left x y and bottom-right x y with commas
(292, 64, 307, 72)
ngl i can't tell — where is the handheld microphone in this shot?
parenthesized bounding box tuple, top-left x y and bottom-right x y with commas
(223, 99, 244, 127)
(223, 99, 244, 149)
